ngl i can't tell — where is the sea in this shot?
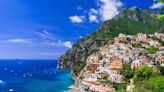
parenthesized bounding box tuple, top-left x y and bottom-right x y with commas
(0, 60, 74, 92)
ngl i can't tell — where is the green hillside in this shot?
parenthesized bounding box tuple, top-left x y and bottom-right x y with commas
(59, 7, 164, 76)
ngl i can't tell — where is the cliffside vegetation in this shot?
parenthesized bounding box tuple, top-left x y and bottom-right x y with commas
(114, 65, 164, 92)
(59, 7, 164, 76)
(134, 76, 164, 92)
(157, 0, 164, 20)
(133, 65, 164, 92)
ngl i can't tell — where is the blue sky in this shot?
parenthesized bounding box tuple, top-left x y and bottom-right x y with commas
(0, 0, 163, 59)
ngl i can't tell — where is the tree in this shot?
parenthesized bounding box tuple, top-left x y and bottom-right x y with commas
(156, 0, 164, 20)
(147, 47, 158, 54)
(157, 14, 164, 20)
(160, 66, 164, 76)
(134, 76, 164, 92)
(73, 60, 85, 76)
(155, 0, 164, 3)
(133, 65, 158, 82)
(113, 83, 127, 92)
(122, 63, 134, 81)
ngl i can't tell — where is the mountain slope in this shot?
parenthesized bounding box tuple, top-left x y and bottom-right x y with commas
(59, 7, 164, 76)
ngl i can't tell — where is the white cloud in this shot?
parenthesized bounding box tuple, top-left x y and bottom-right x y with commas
(89, 15, 98, 23)
(89, 8, 98, 15)
(35, 31, 73, 49)
(150, 2, 164, 9)
(64, 41, 73, 48)
(79, 36, 83, 38)
(98, 0, 123, 21)
(69, 15, 85, 23)
(42, 41, 63, 47)
(7, 39, 29, 43)
(40, 40, 73, 49)
(36, 30, 57, 41)
(69, 0, 123, 23)
(88, 8, 99, 23)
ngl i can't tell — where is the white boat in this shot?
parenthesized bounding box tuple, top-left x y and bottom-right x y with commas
(9, 89, 15, 92)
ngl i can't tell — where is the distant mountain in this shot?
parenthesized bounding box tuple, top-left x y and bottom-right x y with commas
(59, 7, 164, 76)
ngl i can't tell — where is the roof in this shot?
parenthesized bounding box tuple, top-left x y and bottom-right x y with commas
(87, 63, 100, 67)
(143, 57, 150, 63)
(82, 80, 99, 86)
(159, 46, 164, 50)
(160, 55, 164, 59)
(109, 62, 123, 69)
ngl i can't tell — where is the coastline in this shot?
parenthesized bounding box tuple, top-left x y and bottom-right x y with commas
(65, 32, 164, 92)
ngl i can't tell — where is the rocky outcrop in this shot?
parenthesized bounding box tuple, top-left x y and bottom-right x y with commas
(59, 7, 164, 77)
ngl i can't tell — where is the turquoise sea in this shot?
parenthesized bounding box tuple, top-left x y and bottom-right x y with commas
(0, 60, 74, 92)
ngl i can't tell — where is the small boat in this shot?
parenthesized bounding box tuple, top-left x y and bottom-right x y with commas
(0, 80, 6, 85)
(9, 89, 15, 92)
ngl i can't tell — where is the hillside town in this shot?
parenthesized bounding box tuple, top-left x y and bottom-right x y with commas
(69, 32, 164, 92)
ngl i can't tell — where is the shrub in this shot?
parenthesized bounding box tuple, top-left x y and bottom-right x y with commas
(147, 47, 158, 54)
(113, 83, 127, 92)
(160, 66, 164, 76)
(73, 61, 85, 76)
(133, 65, 158, 82)
(134, 76, 164, 92)
(122, 63, 134, 81)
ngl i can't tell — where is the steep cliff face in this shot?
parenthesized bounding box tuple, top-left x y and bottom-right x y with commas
(59, 7, 164, 76)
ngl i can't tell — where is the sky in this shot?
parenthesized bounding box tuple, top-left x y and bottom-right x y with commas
(0, 0, 163, 60)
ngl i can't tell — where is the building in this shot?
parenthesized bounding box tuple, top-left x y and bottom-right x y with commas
(131, 60, 142, 70)
(136, 33, 147, 42)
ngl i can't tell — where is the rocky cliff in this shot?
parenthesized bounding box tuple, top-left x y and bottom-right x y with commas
(59, 7, 164, 76)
